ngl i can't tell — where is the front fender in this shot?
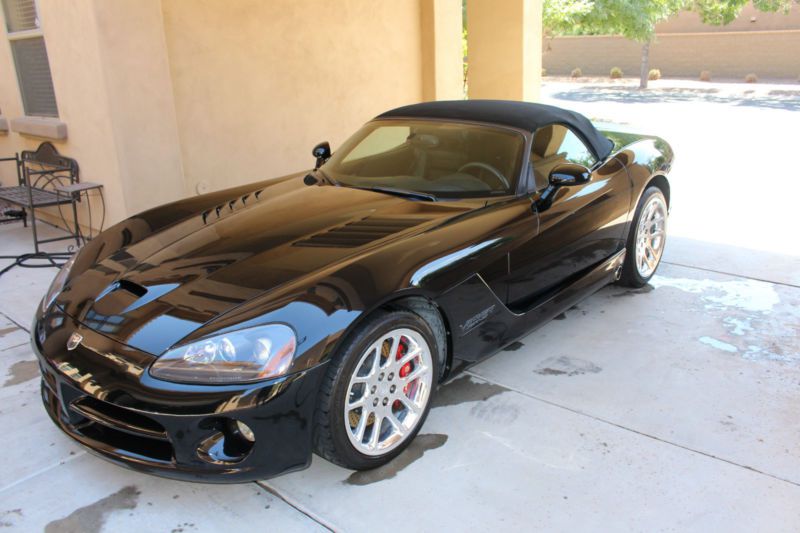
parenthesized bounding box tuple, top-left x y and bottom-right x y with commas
(182, 197, 534, 376)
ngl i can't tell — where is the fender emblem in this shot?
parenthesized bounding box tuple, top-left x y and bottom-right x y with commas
(460, 305, 496, 334)
(67, 332, 83, 351)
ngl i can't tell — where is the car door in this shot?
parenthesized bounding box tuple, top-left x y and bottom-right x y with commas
(506, 124, 630, 310)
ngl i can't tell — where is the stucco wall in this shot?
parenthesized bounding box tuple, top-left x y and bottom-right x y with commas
(543, 31, 800, 79)
(0, 0, 126, 229)
(0, 0, 449, 228)
(91, 0, 186, 217)
(0, 0, 464, 230)
(0, 0, 186, 229)
(160, 0, 427, 196)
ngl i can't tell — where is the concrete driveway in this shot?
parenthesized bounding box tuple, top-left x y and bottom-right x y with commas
(1, 81, 798, 532)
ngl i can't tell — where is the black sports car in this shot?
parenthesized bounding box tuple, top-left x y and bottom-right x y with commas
(33, 100, 672, 482)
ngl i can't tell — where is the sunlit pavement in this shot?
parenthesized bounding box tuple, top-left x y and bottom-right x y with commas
(1, 83, 798, 531)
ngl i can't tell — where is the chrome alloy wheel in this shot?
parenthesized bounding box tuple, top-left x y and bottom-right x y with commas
(343, 328, 433, 456)
(635, 194, 667, 278)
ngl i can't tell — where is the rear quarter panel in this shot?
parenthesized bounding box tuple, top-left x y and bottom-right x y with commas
(602, 129, 674, 233)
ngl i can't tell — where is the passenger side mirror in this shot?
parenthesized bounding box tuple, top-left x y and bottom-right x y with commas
(549, 163, 590, 186)
(312, 141, 331, 169)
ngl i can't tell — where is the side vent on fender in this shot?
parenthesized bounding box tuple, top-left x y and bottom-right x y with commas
(293, 216, 428, 248)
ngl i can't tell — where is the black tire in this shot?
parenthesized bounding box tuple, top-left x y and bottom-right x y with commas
(312, 309, 440, 470)
(618, 186, 668, 287)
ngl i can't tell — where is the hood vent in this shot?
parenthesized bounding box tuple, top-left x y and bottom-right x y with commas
(201, 189, 264, 225)
(293, 216, 427, 248)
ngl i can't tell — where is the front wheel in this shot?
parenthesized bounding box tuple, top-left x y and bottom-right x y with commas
(313, 310, 439, 469)
(619, 186, 668, 287)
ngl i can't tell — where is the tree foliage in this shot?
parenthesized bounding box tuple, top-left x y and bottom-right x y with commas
(543, 0, 797, 87)
(544, 0, 797, 41)
(545, 0, 683, 43)
(691, 0, 795, 25)
(543, 0, 594, 34)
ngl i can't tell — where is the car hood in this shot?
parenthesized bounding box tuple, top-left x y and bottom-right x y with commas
(56, 178, 480, 355)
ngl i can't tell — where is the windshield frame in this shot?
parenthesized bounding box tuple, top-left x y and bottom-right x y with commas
(321, 117, 533, 200)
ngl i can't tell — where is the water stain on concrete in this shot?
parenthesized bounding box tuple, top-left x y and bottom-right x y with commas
(0, 326, 20, 338)
(699, 336, 738, 353)
(470, 400, 520, 424)
(45, 485, 140, 533)
(649, 276, 779, 312)
(3, 360, 39, 387)
(744, 343, 797, 364)
(554, 313, 567, 320)
(432, 375, 510, 408)
(344, 434, 448, 486)
(719, 417, 737, 431)
(0, 509, 23, 528)
(503, 341, 524, 351)
(612, 284, 654, 297)
(534, 356, 602, 377)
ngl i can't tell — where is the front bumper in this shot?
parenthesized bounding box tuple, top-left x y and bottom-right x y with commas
(33, 306, 328, 483)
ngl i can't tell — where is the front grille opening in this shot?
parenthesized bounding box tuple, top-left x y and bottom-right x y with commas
(71, 396, 167, 439)
(43, 375, 175, 465)
(79, 422, 174, 463)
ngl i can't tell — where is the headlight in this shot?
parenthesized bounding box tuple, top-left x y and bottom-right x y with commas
(149, 324, 297, 384)
(42, 254, 77, 312)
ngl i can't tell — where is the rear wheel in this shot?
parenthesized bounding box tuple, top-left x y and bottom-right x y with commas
(313, 310, 438, 469)
(619, 186, 667, 287)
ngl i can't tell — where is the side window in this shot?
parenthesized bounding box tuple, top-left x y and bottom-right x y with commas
(530, 124, 597, 190)
(558, 127, 596, 168)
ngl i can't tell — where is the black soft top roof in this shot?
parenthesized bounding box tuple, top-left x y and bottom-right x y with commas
(377, 100, 614, 160)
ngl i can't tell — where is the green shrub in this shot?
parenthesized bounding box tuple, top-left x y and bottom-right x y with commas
(745, 73, 758, 83)
(699, 70, 712, 82)
(648, 68, 661, 81)
(610, 67, 623, 79)
(570, 67, 582, 78)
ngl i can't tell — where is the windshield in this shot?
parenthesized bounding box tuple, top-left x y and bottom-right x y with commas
(321, 119, 525, 198)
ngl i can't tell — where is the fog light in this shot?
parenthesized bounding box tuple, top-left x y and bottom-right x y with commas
(197, 419, 256, 465)
(236, 420, 255, 442)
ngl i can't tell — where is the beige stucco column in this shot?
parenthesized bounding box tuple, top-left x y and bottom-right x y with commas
(88, 0, 186, 217)
(421, 0, 464, 101)
(467, 0, 543, 101)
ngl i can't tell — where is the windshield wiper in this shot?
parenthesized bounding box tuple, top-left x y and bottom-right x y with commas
(349, 186, 437, 202)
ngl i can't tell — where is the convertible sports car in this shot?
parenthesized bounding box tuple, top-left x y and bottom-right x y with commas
(33, 100, 672, 482)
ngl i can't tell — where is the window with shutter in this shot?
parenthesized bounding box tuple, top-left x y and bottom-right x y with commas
(2, 0, 59, 117)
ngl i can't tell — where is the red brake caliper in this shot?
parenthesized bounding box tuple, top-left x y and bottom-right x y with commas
(393, 337, 412, 410)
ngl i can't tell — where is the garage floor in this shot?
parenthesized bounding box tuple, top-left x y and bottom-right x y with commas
(1, 81, 798, 532)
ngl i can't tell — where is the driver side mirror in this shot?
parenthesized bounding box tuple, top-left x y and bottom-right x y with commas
(549, 163, 590, 186)
(312, 141, 331, 169)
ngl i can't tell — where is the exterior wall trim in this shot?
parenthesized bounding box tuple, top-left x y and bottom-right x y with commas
(9, 116, 67, 139)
